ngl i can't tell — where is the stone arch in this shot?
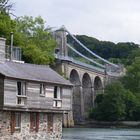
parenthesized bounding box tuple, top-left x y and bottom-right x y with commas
(70, 69, 80, 84)
(70, 69, 81, 122)
(94, 76, 103, 95)
(82, 73, 93, 119)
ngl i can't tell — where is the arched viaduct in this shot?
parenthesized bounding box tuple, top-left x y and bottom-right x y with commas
(54, 60, 107, 123)
(53, 28, 123, 126)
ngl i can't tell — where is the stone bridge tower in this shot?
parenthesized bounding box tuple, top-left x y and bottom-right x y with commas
(53, 27, 68, 57)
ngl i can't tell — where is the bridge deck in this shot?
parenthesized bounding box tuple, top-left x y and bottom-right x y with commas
(55, 55, 105, 73)
(55, 55, 123, 77)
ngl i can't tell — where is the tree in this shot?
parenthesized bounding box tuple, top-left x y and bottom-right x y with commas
(0, 0, 13, 13)
(0, 11, 21, 45)
(124, 92, 140, 120)
(89, 82, 126, 121)
(127, 48, 140, 65)
(89, 81, 140, 121)
(122, 57, 140, 95)
(16, 16, 56, 65)
(0, 13, 56, 65)
(67, 35, 139, 65)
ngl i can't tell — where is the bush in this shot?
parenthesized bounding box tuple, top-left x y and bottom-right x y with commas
(89, 81, 140, 121)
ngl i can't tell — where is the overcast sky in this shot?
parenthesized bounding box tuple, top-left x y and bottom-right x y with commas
(11, 0, 140, 44)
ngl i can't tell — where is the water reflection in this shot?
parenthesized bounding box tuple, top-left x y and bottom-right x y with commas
(62, 128, 140, 140)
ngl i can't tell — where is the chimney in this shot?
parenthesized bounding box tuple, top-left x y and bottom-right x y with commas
(0, 37, 6, 63)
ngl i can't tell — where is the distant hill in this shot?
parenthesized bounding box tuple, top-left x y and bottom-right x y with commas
(67, 35, 139, 65)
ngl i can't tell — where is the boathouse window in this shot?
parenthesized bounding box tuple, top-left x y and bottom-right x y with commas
(47, 114, 53, 132)
(11, 112, 21, 134)
(54, 86, 62, 99)
(15, 113, 21, 130)
(54, 86, 57, 98)
(53, 86, 62, 107)
(17, 82, 26, 105)
(30, 113, 39, 132)
(17, 81, 26, 96)
(40, 84, 45, 96)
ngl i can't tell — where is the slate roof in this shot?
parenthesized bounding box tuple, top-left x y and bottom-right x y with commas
(0, 61, 72, 86)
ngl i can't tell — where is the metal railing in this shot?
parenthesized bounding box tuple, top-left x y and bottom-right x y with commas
(55, 54, 124, 77)
(5, 45, 22, 61)
(55, 54, 105, 73)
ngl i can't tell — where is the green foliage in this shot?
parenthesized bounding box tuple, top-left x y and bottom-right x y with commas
(0, 12, 56, 65)
(67, 35, 139, 65)
(89, 81, 140, 121)
(90, 56, 140, 122)
(0, 0, 13, 13)
(22, 44, 52, 65)
(127, 49, 140, 65)
(124, 92, 140, 120)
(94, 94, 104, 105)
(122, 57, 140, 94)
(0, 12, 20, 45)
(90, 82, 126, 121)
(15, 16, 56, 65)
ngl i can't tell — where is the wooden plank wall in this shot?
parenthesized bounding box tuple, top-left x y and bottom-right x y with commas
(4, 79, 17, 105)
(62, 87, 72, 110)
(27, 83, 53, 109)
(0, 76, 4, 108)
(3, 78, 72, 111)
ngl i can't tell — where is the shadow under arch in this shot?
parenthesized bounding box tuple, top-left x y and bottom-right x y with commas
(70, 69, 81, 123)
(94, 76, 103, 95)
(82, 73, 93, 119)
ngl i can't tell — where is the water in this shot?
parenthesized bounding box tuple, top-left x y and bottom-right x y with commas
(62, 128, 140, 140)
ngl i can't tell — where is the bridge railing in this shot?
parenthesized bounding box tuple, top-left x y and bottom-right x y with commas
(55, 54, 125, 77)
(55, 54, 105, 73)
(6, 45, 22, 61)
(105, 64, 125, 77)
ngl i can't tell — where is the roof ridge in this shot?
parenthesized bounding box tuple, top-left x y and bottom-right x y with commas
(6, 60, 50, 68)
(0, 60, 72, 86)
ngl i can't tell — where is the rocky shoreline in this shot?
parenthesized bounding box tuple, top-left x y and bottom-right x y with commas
(75, 121, 140, 128)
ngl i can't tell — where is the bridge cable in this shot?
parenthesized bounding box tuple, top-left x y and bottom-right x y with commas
(65, 28, 118, 68)
(67, 43, 105, 68)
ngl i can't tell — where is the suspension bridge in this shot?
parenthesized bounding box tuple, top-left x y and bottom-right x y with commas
(52, 26, 124, 125)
